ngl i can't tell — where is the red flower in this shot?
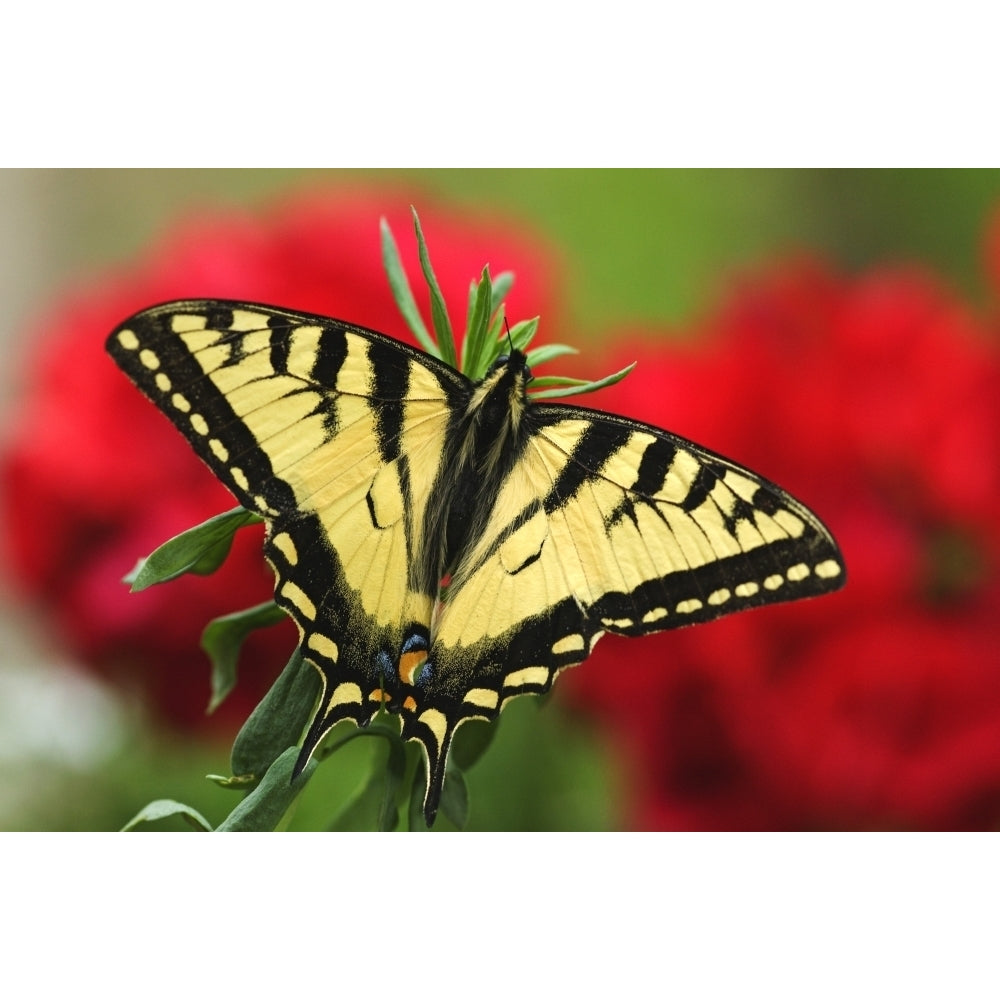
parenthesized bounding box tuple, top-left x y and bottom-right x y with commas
(561, 251, 1000, 830)
(0, 189, 563, 731)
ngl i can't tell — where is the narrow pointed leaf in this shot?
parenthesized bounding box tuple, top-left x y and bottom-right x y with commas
(463, 267, 496, 379)
(230, 649, 321, 781)
(478, 305, 508, 373)
(526, 342, 577, 367)
(463, 278, 478, 363)
(530, 363, 636, 400)
(489, 271, 514, 315)
(126, 507, 260, 591)
(122, 799, 213, 832)
(412, 208, 457, 368)
(380, 217, 437, 357)
(509, 317, 540, 352)
(216, 747, 315, 832)
(459, 267, 489, 378)
(202, 601, 288, 713)
(486, 304, 505, 342)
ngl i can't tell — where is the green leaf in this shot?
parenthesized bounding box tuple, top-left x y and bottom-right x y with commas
(122, 799, 213, 832)
(378, 735, 407, 831)
(230, 649, 321, 781)
(489, 271, 514, 315)
(485, 304, 506, 349)
(380, 216, 438, 357)
(405, 754, 470, 831)
(206, 773, 256, 790)
(408, 766, 430, 832)
(450, 718, 497, 771)
(471, 304, 510, 377)
(125, 507, 261, 591)
(462, 266, 496, 379)
(327, 732, 407, 831)
(330, 770, 389, 831)
(439, 762, 470, 830)
(464, 279, 479, 345)
(412, 208, 457, 369)
(526, 342, 577, 368)
(216, 747, 315, 832)
(202, 601, 288, 713)
(508, 317, 540, 353)
(464, 272, 515, 370)
(530, 362, 636, 400)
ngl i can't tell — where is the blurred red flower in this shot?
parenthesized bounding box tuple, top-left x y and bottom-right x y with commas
(0, 189, 562, 731)
(561, 251, 1000, 830)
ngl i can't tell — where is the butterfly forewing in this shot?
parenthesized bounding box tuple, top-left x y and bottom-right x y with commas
(533, 405, 844, 624)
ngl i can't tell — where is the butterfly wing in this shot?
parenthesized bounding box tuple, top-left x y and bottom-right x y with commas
(411, 403, 846, 809)
(107, 300, 470, 765)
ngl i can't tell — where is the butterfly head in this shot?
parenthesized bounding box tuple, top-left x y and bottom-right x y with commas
(481, 349, 533, 406)
(487, 349, 532, 383)
(466, 349, 534, 442)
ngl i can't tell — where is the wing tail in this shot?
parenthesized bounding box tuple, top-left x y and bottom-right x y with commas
(399, 709, 458, 826)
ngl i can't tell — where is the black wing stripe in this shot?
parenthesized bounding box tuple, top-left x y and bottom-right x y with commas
(542, 421, 633, 514)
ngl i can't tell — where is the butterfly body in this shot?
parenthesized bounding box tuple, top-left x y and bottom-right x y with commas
(108, 300, 845, 823)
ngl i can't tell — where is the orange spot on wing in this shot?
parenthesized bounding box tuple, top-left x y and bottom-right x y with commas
(403, 696, 417, 712)
(399, 650, 427, 685)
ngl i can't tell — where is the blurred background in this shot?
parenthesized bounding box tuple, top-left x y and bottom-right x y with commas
(1, 169, 998, 831)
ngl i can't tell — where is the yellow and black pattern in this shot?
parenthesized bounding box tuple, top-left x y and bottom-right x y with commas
(108, 299, 845, 823)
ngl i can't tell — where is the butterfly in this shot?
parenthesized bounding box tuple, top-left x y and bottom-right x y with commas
(107, 300, 845, 824)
